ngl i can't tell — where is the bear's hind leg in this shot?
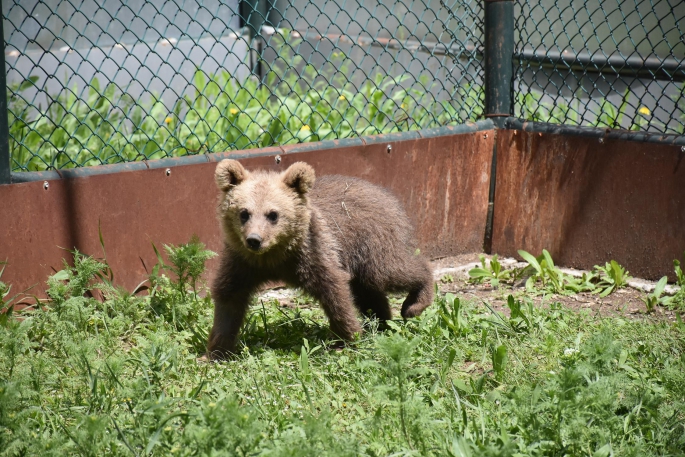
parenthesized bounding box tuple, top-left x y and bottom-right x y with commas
(300, 264, 362, 342)
(351, 280, 392, 321)
(399, 258, 435, 319)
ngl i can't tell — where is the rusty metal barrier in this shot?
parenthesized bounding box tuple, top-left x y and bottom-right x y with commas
(0, 121, 495, 294)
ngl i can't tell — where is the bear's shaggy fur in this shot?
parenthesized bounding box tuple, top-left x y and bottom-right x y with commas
(208, 159, 434, 358)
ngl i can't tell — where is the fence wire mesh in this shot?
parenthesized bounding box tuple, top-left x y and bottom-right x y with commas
(514, 0, 685, 134)
(4, 0, 685, 173)
(3, 0, 483, 171)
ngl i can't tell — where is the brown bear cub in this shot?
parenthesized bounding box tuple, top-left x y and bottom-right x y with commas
(208, 159, 434, 359)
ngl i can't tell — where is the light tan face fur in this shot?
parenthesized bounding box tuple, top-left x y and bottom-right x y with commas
(215, 160, 315, 257)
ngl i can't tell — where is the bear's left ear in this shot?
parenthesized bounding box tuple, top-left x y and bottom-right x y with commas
(283, 162, 315, 194)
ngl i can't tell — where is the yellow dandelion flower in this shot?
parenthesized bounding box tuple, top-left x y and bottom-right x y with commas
(401, 103, 407, 109)
(338, 95, 346, 101)
(300, 125, 311, 131)
(164, 116, 173, 124)
(230, 108, 239, 115)
(638, 106, 651, 116)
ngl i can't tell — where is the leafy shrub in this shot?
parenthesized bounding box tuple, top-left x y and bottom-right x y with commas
(8, 30, 470, 172)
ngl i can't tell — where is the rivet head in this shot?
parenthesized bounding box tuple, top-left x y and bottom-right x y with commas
(483, 133, 488, 139)
(275, 155, 282, 164)
(386, 144, 392, 153)
(165, 168, 171, 176)
(43, 181, 49, 190)
(599, 138, 604, 144)
(681, 146, 685, 152)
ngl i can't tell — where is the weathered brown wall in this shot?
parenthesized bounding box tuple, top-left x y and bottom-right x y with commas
(491, 130, 685, 280)
(0, 131, 494, 297)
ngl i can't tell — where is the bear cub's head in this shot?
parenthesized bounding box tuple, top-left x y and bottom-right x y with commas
(215, 159, 315, 257)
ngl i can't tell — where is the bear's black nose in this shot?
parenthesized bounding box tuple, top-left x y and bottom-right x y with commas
(246, 234, 262, 251)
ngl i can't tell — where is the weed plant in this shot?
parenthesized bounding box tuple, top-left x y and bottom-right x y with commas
(662, 253, 685, 311)
(468, 254, 512, 288)
(1, 240, 684, 455)
(643, 276, 669, 313)
(514, 87, 670, 133)
(489, 249, 632, 297)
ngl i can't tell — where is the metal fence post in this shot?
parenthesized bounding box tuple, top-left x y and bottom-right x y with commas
(483, 0, 514, 127)
(0, 11, 11, 185)
(482, 0, 513, 252)
(242, 0, 268, 80)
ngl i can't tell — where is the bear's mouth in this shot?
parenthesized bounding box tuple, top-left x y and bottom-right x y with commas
(245, 245, 266, 254)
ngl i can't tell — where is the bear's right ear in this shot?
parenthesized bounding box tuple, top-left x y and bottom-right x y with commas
(215, 160, 247, 191)
(283, 162, 315, 195)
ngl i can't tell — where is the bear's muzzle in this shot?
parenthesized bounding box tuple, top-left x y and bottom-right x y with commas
(246, 234, 263, 251)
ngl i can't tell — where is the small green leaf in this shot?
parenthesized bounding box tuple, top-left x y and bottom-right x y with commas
(593, 444, 612, 457)
(468, 268, 491, 279)
(518, 250, 541, 273)
(598, 286, 613, 298)
(51, 270, 70, 281)
(492, 344, 508, 379)
(18, 76, 39, 92)
(299, 345, 310, 378)
(653, 276, 668, 299)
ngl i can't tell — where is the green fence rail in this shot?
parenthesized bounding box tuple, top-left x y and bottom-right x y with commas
(514, 0, 685, 133)
(1, 0, 684, 178)
(2, 0, 483, 173)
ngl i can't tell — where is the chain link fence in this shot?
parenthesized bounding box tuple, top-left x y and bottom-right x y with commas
(2, 0, 684, 173)
(514, 0, 685, 134)
(3, 0, 483, 172)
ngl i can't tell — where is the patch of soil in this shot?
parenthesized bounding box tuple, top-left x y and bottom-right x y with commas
(433, 255, 682, 324)
(430, 253, 485, 271)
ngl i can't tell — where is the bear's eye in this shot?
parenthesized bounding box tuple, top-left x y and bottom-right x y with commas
(239, 210, 250, 224)
(266, 211, 279, 223)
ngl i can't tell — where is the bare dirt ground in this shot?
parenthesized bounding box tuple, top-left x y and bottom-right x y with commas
(259, 253, 683, 323)
(432, 254, 682, 323)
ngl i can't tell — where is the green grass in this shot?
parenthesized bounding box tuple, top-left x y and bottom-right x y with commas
(1, 240, 684, 456)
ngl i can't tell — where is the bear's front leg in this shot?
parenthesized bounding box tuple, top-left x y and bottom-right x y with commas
(298, 257, 362, 342)
(208, 253, 260, 360)
(208, 290, 254, 359)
